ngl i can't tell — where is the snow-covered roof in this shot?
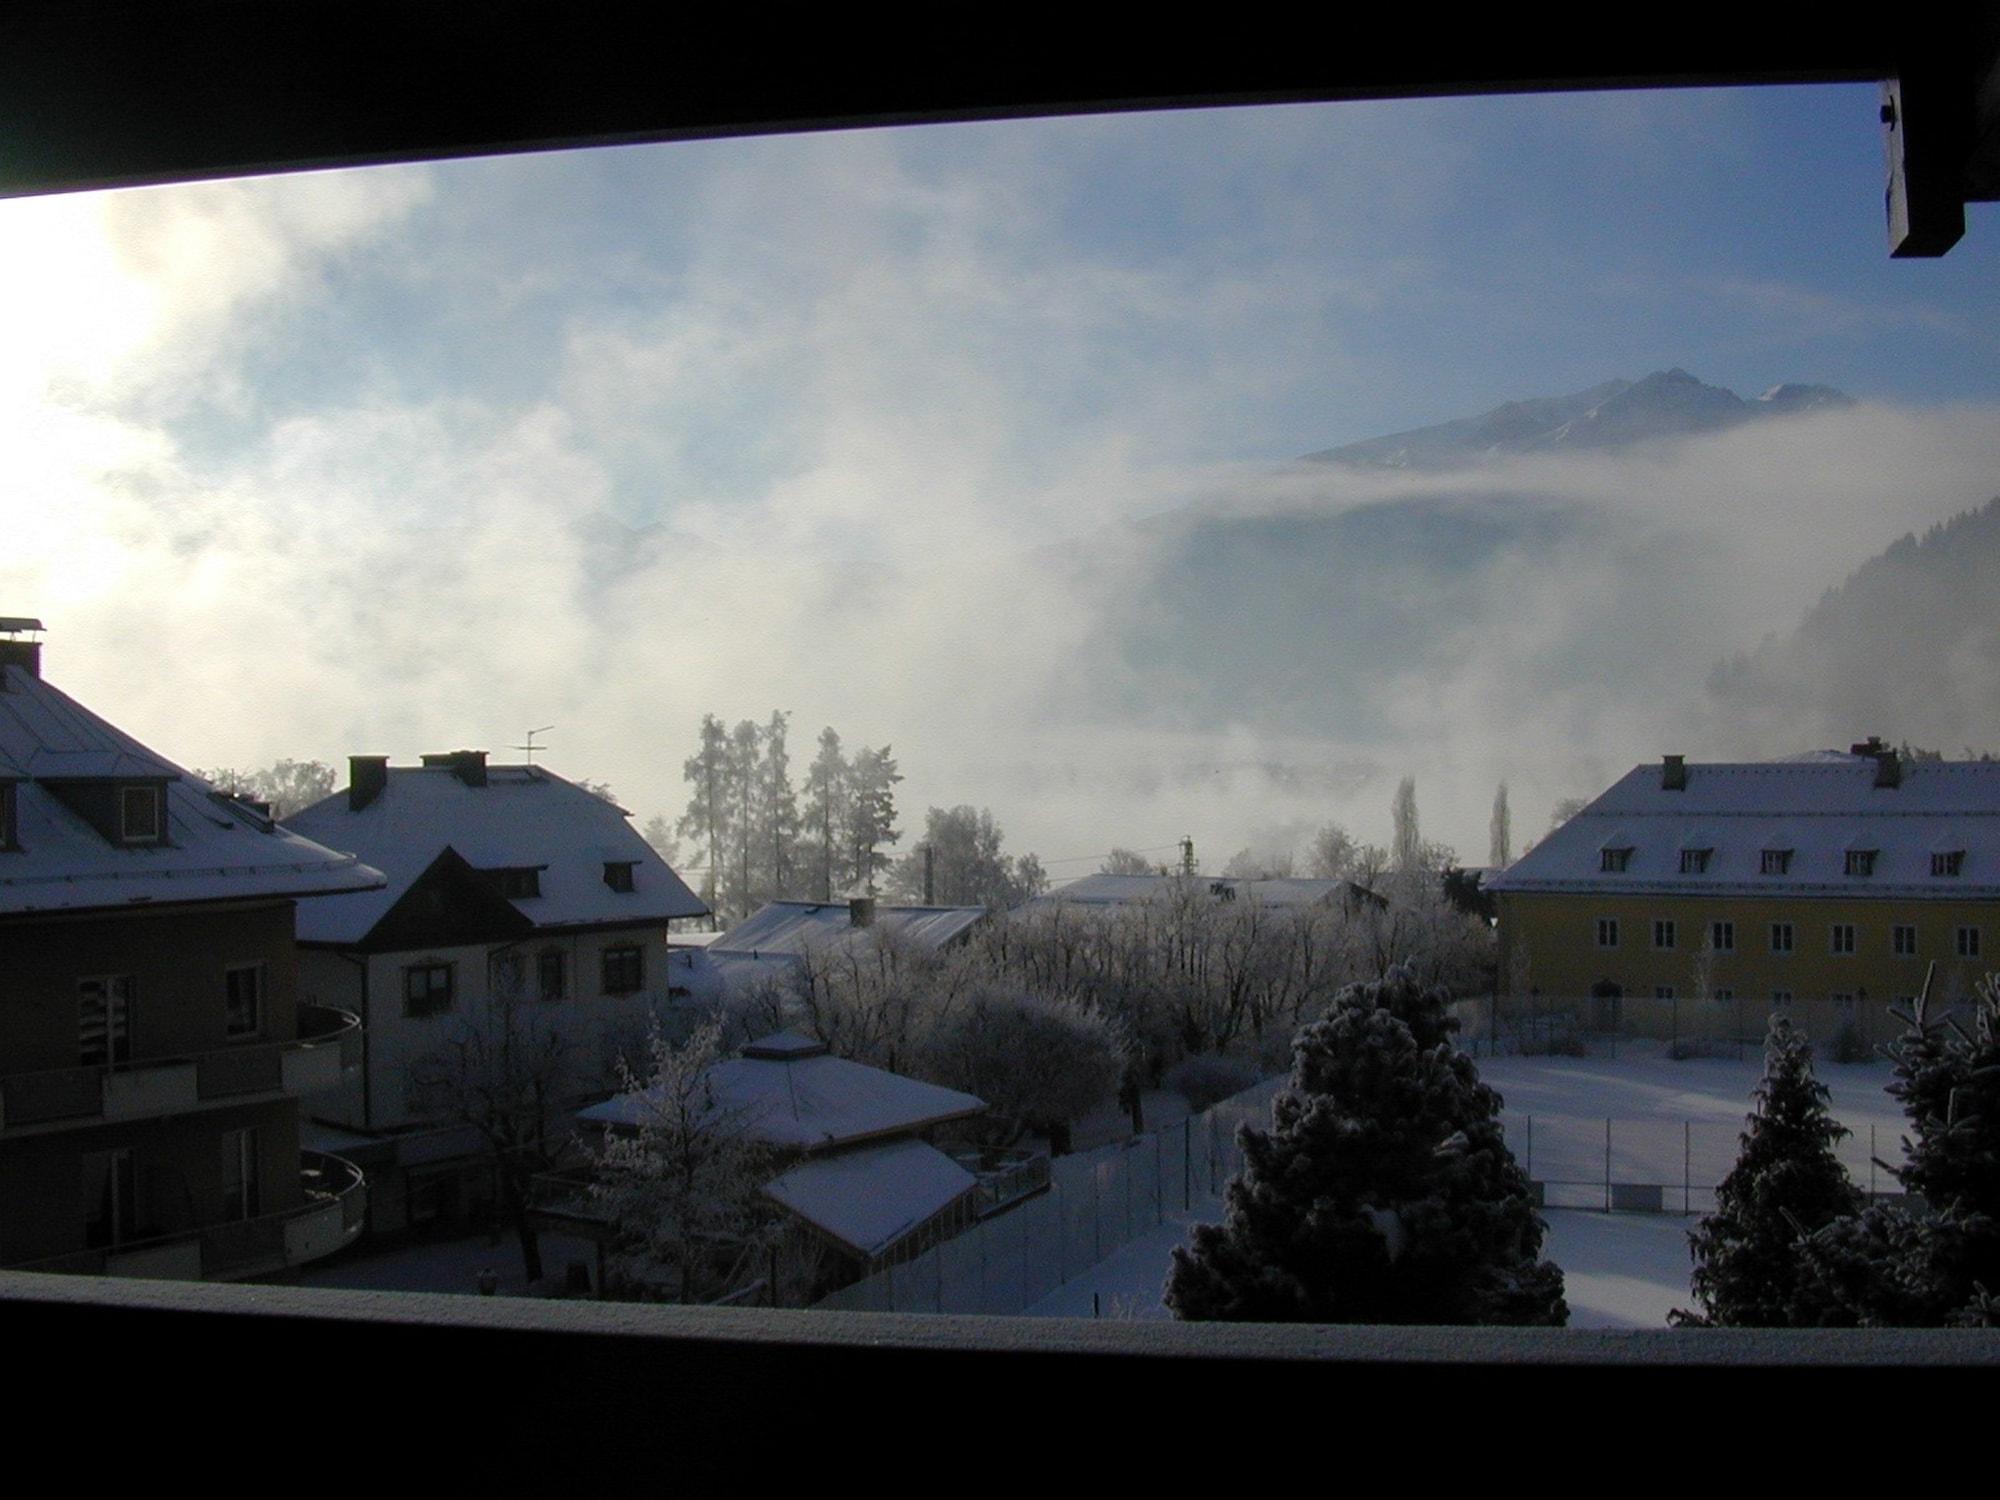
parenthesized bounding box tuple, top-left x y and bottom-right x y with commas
(1020, 872, 1359, 911)
(0, 662, 385, 917)
(763, 1138, 977, 1259)
(1489, 757, 2000, 899)
(578, 1032, 985, 1150)
(285, 760, 707, 944)
(709, 899, 988, 960)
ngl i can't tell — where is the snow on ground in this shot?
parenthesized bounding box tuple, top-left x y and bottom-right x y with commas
(295, 1231, 548, 1298)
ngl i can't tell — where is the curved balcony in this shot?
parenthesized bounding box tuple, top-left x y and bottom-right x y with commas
(0, 1005, 362, 1135)
(2, 1150, 367, 1282)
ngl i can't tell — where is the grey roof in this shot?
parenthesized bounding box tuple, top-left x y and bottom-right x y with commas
(763, 1139, 977, 1259)
(285, 762, 707, 944)
(578, 1032, 985, 1150)
(1021, 872, 1358, 911)
(0, 663, 384, 917)
(1489, 757, 2000, 899)
(709, 900, 988, 960)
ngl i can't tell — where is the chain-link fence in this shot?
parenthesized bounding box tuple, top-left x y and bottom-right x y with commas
(1456, 992, 1939, 1063)
(814, 1076, 1283, 1315)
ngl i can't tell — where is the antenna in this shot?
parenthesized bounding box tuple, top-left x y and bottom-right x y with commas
(511, 725, 555, 764)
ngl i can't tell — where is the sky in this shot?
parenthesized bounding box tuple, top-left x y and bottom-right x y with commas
(3, 83, 1996, 880)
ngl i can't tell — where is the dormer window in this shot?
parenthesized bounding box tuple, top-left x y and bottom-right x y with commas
(1600, 847, 1631, 873)
(1760, 848, 1792, 875)
(493, 867, 542, 899)
(604, 861, 636, 893)
(1844, 849, 1877, 877)
(119, 784, 162, 843)
(1679, 848, 1712, 874)
(1932, 850, 1965, 877)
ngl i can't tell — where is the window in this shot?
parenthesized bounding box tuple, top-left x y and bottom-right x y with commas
(119, 784, 161, 842)
(1654, 985, 1675, 1000)
(224, 963, 264, 1037)
(538, 950, 566, 1001)
(404, 962, 454, 1017)
(82, 1148, 136, 1249)
(1652, 919, 1675, 950)
(221, 1127, 261, 1221)
(1894, 925, 1918, 957)
(604, 861, 636, 892)
(1845, 849, 1877, 877)
(1932, 850, 1964, 877)
(1713, 988, 1734, 1002)
(1831, 993, 1856, 1017)
(78, 976, 134, 1066)
(1771, 991, 1794, 1011)
(1678, 848, 1711, 874)
(1599, 847, 1631, 873)
(493, 867, 541, 899)
(1830, 924, 1855, 956)
(1760, 849, 1792, 875)
(1958, 927, 1982, 959)
(1770, 923, 1794, 954)
(1595, 917, 1618, 948)
(1710, 921, 1734, 953)
(602, 945, 644, 995)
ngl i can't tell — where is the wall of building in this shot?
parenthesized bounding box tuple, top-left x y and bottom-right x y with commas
(0, 901, 300, 1072)
(0, 1097, 299, 1266)
(1498, 890, 1998, 1041)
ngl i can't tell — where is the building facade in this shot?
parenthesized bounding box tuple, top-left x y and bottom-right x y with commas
(1488, 746, 2000, 1047)
(284, 751, 709, 1233)
(0, 622, 384, 1278)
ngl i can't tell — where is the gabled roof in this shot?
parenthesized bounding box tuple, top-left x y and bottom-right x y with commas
(1490, 757, 2000, 899)
(709, 899, 988, 960)
(578, 1031, 985, 1150)
(285, 761, 707, 945)
(0, 663, 383, 917)
(1019, 872, 1360, 911)
(763, 1139, 977, 1260)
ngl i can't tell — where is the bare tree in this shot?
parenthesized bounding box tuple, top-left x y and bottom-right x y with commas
(1489, 782, 1512, 868)
(408, 966, 579, 1284)
(921, 986, 1126, 1156)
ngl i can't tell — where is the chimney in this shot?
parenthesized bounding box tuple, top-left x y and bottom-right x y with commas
(421, 749, 488, 787)
(848, 895, 876, 928)
(1661, 754, 1687, 791)
(0, 617, 45, 682)
(349, 756, 389, 812)
(1874, 750, 1902, 789)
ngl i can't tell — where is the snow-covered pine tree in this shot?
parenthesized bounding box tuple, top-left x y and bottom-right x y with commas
(1670, 1017, 1861, 1326)
(1164, 965, 1565, 1324)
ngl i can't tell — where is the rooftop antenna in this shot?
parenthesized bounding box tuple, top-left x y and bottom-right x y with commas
(512, 725, 555, 765)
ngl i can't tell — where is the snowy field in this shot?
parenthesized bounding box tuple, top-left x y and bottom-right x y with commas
(1017, 1040, 1910, 1328)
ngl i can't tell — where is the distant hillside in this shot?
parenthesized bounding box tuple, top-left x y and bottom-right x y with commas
(1305, 368, 1850, 470)
(1708, 497, 2000, 754)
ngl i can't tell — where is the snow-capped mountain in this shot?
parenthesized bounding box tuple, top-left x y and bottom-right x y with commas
(1304, 369, 1852, 470)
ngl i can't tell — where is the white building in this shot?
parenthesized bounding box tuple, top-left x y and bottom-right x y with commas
(284, 750, 710, 1231)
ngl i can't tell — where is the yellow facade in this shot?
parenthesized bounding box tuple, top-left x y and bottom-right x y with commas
(1496, 889, 1997, 1047)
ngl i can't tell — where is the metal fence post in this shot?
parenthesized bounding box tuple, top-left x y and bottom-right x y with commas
(1683, 1119, 1691, 1215)
(1604, 1117, 1612, 1211)
(1183, 1117, 1192, 1210)
(1156, 1131, 1165, 1225)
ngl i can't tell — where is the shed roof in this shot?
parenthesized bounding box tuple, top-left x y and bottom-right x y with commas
(763, 1139, 977, 1260)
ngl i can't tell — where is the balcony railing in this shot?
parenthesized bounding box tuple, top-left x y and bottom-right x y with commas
(948, 1146, 1052, 1219)
(2, 1150, 367, 1281)
(0, 1005, 361, 1133)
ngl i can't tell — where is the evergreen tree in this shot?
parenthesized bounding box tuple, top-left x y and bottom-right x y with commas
(1166, 966, 1565, 1325)
(759, 710, 800, 901)
(676, 715, 730, 912)
(722, 719, 762, 919)
(1391, 776, 1422, 877)
(1671, 1018, 1862, 1327)
(1489, 783, 1511, 868)
(890, 804, 1044, 908)
(802, 727, 849, 901)
(846, 744, 902, 894)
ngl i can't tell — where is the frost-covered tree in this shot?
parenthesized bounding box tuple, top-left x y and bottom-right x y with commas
(722, 718, 762, 919)
(677, 715, 730, 912)
(1391, 776, 1422, 876)
(1797, 974, 2000, 1326)
(1221, 846, 1297, 879)
(846, 744, 902, 894)
(586, 1018, 776, 1304)
(921, 986, 1126, 1156)
(1100, 847, 1158, 876)
(641, 814, 681, 865)
(199, 758, 337, 818)
(802, 727, 849, 901)
(759, 710, 800, 902)
(891, 805, 1046, 908)
(1166, 966, 1564, 1324)
(1671, 1018, 1862, 1327)
(1489, 783, 1511, 868)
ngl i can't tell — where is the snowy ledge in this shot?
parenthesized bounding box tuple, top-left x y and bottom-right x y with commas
(6, 1270, 1998, 1367)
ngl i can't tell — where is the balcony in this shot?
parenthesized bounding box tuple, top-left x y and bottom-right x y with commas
(3, 1150, 367, 1281)
(0, 1005, 362, 1134)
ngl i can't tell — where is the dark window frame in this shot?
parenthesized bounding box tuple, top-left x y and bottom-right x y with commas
(602, 945, 644, 995)
(224, 962, 264, 1037)
(404, 961, 455, 1018)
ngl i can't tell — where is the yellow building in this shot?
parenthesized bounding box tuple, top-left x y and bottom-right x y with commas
(1488, 746, 2000, 1048)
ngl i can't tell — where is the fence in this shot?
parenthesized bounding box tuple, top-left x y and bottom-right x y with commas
(1456, 992, 1928, 1062)
(814, 1076, 1284, 1316)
